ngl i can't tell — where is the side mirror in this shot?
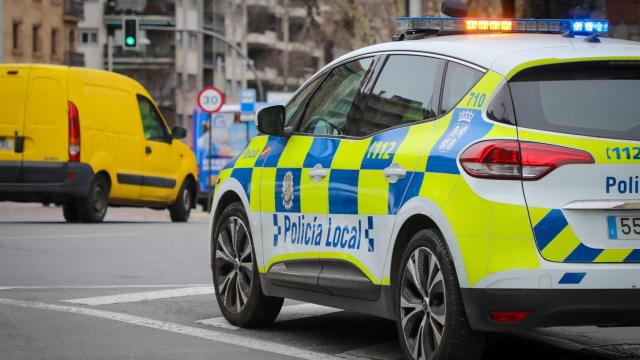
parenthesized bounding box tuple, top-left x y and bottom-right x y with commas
(256, 105, 286, 136)
(171, 126, 187, 139)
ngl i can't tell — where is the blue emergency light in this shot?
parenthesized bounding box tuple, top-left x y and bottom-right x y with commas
(396, 17, 609, 37)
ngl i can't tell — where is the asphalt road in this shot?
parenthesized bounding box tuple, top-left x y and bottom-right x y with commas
(1, 202, 639, 360)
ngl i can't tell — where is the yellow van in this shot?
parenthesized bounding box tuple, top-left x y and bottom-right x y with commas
(0, 64, 198, 222)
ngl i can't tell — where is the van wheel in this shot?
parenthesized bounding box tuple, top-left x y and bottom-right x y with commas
(169, 180, 192, 222)
(62, 204, 80, 223)
(212, 202, 283, 328)
(76, 175, 109, 223)
(396, 229, 484, 360)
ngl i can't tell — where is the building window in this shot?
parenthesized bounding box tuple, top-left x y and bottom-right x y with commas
(12, 21, 21, 50)
(51, 29, 58, 55)
(189, 34, 198, 49)
(79, 28, 99, 45)
(32, 25, 41, 54)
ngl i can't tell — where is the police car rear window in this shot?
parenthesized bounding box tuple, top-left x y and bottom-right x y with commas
(509, 61, 640, 141)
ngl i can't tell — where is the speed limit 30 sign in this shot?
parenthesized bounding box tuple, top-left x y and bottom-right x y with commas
(197, 87, 225, 114)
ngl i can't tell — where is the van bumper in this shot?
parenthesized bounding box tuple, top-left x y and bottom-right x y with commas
(0, 162, 94, 203)
(462, 288, 640, 332)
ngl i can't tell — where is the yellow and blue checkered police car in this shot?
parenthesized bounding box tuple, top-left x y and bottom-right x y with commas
(209, 15, 640, 360)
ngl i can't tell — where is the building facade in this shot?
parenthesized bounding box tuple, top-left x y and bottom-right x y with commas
(1, 0, 84, 65)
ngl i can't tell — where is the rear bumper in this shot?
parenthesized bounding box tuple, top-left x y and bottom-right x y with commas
(462, 288, 640, 332)
(0, 162, 94, 203)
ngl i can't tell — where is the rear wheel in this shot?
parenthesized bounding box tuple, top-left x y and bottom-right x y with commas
(169, 179, 192, 222)
(396, 229, 484, 360)
(76, 175, 109, 223)
(212, 202, 283, 328)
(62, 203, 80, 223)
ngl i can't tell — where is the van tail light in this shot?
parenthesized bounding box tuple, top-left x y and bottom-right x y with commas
(459, 140, 594, 181)
(68, 101, 80, 162)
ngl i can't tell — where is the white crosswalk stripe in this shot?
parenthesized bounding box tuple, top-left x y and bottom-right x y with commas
(0, 297, 344, 360)
(197, 303, 342, 330)
(63, 286, 214, 306)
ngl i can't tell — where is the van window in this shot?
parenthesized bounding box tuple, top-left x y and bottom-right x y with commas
(509, 61, 640, 141)
(137, 95, 169, 142)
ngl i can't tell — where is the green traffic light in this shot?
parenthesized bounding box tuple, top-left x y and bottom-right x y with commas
(125, 36, 136, 46)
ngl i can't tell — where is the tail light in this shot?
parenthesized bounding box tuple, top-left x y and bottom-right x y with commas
(459, 140, 594, 181)
(68, 101, 80, 162)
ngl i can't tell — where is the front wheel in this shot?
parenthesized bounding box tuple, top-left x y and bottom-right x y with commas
(396, 229, 484, 360)
(169, 180, 192, 222)
(212, 202, 283, 328)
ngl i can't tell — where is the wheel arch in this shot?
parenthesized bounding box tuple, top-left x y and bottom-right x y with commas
(384, 197, 470, 290)
(181, 173, 198, 208)
(94, 170, 112, 191)
(390, 213, 441, 290)
(209, 177, 262, 270)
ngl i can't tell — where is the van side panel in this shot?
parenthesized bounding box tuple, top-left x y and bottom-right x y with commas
(23, 66, 69, 179)
(69, 68, 144, 200)
(0, 66, 30, 182)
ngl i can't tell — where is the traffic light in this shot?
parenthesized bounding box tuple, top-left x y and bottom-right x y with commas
(122, 18, 138, 50)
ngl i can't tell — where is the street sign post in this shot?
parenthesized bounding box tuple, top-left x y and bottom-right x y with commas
(240, 88, 256, 113)
(197, 87, 225, 114)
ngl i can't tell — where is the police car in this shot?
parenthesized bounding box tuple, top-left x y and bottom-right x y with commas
(209, 12, 640, 360)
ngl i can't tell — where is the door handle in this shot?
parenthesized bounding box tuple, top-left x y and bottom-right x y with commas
(145, 146, 152, 154)
(308, 164, 328, 182)
(14, 131, 24, 153)
(383, 163, 407, 184)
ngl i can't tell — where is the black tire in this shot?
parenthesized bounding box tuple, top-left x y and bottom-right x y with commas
(169, 179, 192, 222)
(211, 202, 283, 328)
(62, 203, 80, 223)
(396, 229, 484, 360)
(76, 175, 109, 223)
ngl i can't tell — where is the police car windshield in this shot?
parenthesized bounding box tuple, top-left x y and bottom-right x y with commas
(509, 61, 640, 141)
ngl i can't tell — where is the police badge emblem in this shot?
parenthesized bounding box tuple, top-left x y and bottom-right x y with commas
(282, 171, 294, 210)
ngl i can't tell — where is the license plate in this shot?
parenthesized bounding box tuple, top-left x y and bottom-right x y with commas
(0, 137, 13, 151)
(608, 216, 640, 240)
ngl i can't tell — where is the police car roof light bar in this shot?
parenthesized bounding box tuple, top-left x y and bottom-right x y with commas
(396, 17, 609, 37)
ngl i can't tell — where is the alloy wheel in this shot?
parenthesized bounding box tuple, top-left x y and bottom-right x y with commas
(400, 247, 447, 360)
(215, 216, 254, 313)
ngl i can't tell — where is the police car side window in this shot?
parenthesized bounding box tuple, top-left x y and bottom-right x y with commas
(285, 75, 322, 127)
(486, 85, 516, 125)
(298, 57, 373, 136)
(440, 62, 483, 115)
(348, 55, 444, 137)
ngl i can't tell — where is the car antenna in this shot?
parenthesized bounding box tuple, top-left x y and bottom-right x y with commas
(562, 6, 581, 38)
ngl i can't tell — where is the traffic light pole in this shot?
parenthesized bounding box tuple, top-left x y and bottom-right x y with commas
(143, 25, 265, 101)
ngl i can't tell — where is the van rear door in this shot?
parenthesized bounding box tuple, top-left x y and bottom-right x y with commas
(0, 65, 30, 182)
(23, 66, 69, 182)
(511, 61, 640, 264)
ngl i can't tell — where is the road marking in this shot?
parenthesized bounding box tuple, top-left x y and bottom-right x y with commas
(197, 303, 341, 330)
(0, 298, 343, 360)
(0, 284, 211, 291)
(63, 286, 214, 306)
(0, 233, 140, 240)
(336, 342, 401, 360)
